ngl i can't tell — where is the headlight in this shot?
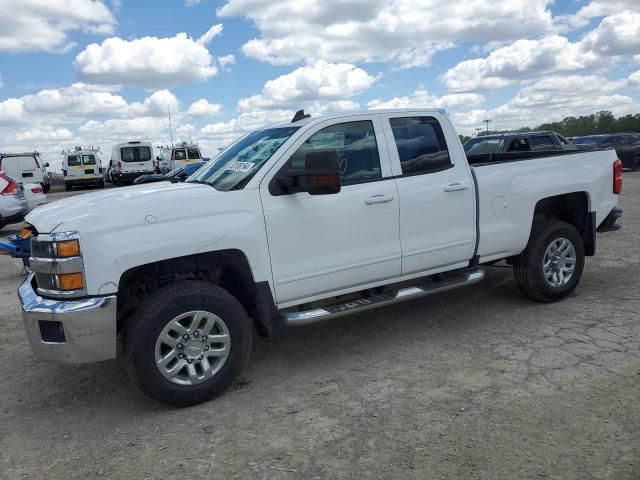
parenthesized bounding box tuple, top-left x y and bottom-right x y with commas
(29, 232, 86, 298)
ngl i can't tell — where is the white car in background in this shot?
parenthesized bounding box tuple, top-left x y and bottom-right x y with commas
(23, 183, 48, 212)
(0, 152, 50, 192)
(62, 148, 105, 191)
(0, 172, 28, 229)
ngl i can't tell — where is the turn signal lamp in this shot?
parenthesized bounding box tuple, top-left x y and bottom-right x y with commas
(55, 240, 80, 257)
(57, 273, 83, 291)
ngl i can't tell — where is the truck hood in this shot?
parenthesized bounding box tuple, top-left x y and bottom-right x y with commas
(26, 182, 219, 233)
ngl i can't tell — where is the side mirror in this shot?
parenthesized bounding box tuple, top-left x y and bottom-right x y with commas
(276, 150, 341, 195)
(45, 162, 50, 167)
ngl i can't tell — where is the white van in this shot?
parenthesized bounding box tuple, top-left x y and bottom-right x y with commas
(110, 141, 154, 185)
(62, 148, 105, 191)
(0, 152, 50, 192)
(158, 143, 203, 174)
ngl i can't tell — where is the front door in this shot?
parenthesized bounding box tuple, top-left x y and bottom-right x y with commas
(379, 113, 476, 275)
(261, 116, 401, 305)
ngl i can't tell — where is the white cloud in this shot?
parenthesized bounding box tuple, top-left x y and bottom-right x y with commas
(0, 0, 116, 52)
(218, 54, 236, 69)
(442, 12, 640, 92)
(75, 29, 223, 89)
(559, 0, 640, 28)
(187, 99, 223, 116)
(580, 12, 640, 57)
(218, 0, 554, 68)
(629, 71, 640, 87)
(197, 24, 224, 46)
(451, 75, 639, 134)
(15, 127, 74, 143)
(237, 60, 377, 111)
(368, 88, 485, 110)
(129, 90, 180, 117)
(185, 0, 201, 5)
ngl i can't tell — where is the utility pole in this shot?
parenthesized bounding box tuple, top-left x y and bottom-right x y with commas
(474, 127, 483, 137)
(168, 105, 174, 147)
(483, 119, 492, 133)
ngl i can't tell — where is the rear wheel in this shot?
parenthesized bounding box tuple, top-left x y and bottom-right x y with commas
(631, 155, 639, 172)
(124, 280, 253, 407)
(64, 183, 71, 192)
(513, 220, 585, 303)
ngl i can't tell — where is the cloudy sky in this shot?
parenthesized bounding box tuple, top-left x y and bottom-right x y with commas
(0, 0, 639, 170)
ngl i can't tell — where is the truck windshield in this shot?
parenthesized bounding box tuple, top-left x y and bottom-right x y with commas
(464, 138, 505, 155)
(188, 126, 300, 191)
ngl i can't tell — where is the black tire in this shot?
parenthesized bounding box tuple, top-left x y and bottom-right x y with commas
(97, 181, 105, 189)
(0, 216, 5, 230)
(42, 183, 50, 193)
(632, 156, 639, 172)
(513, 220, 585, 303)
(64, 183, 71, 192)
(124, 280, 253, 407)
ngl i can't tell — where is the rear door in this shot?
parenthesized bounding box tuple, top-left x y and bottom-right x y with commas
(121, 145, 153, 174)
(66, 154, 83, 180)
(380, 113, 475, 275)
(261, 115, 401, 304)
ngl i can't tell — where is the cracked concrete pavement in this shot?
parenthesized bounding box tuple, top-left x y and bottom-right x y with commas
(0, 174, 638, 479)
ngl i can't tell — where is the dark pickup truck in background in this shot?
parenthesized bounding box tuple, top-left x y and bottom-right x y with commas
(464, 131, 578, 156)
(571, 133, 640, 171)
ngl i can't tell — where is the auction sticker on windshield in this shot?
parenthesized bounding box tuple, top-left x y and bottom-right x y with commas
(226, 161, 254, 173)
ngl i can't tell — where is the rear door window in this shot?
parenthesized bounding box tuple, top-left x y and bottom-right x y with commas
(389, 116, 452, 175)
(67, 155, 81, 166)
(530, 135, 555, 150)
(615, 136, 630, 146)
(187, 148, 201, 160)
(121, 146, 152, 162)
(82, 155, 96, 165)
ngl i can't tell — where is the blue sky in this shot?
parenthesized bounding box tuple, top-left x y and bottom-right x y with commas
(0, 0, 638, 168)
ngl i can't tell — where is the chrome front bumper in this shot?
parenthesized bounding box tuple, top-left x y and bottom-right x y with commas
(19, 273, 117, 364)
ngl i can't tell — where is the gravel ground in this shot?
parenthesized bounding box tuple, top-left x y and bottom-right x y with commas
(0, 176, 638, 480)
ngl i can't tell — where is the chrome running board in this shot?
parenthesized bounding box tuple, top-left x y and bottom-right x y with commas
(282, 269, 485, 326)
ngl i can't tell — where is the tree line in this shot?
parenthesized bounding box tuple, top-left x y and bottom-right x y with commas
(459, 111, 640, 144)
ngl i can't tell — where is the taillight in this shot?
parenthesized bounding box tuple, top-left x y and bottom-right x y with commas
(31, 186, 43, 194)
(613, 159, 622, 194)
(63, 169, 67, 177)
(0, 174, 17, 195)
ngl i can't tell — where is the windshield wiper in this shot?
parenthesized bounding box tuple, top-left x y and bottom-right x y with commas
(187, 179, 215, 187)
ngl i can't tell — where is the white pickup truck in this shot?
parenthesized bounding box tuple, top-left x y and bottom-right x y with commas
(19, 109, 623, 407)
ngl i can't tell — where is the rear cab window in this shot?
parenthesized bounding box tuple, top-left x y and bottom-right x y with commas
(174, 149, 187, 160)
(187, 148, 201, 160)
(530, 135, 556, 151)
(507, 138, 531, 152)
(389, 116, 452, 175)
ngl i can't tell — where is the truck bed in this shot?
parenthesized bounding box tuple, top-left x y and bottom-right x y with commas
(470, 149, 619, 264)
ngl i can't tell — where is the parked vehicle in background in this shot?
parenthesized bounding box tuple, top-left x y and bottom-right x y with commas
(110, 141, 155, 185)
(62, 148, 105, 191)
(0, 172, 28, 229)
(20, 109, 622, 407)
(103, 160, 114, 184)
(134, 162, 206, 185)
(23, 183, 47, 211)
(0, 152, 50, 192)
(464, 131, 578, 156)
(571, 134, 640, 171)
(158, 143, 203, 174)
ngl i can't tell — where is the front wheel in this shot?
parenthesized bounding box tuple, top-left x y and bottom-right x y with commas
(124, 281, 253, 407)
(513, 220, 585, 303)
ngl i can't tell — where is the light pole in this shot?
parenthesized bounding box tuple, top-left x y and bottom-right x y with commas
(474, 127, 483, 137)
(483, 119, 492, 133)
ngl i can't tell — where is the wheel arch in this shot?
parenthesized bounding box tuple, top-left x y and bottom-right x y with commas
(531, 191, 595, 256)
(116, 249, 276, 338)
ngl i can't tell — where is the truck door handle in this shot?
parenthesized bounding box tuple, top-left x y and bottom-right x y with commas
(444, 182, 470, 192)
(365, 194, 394, 205)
